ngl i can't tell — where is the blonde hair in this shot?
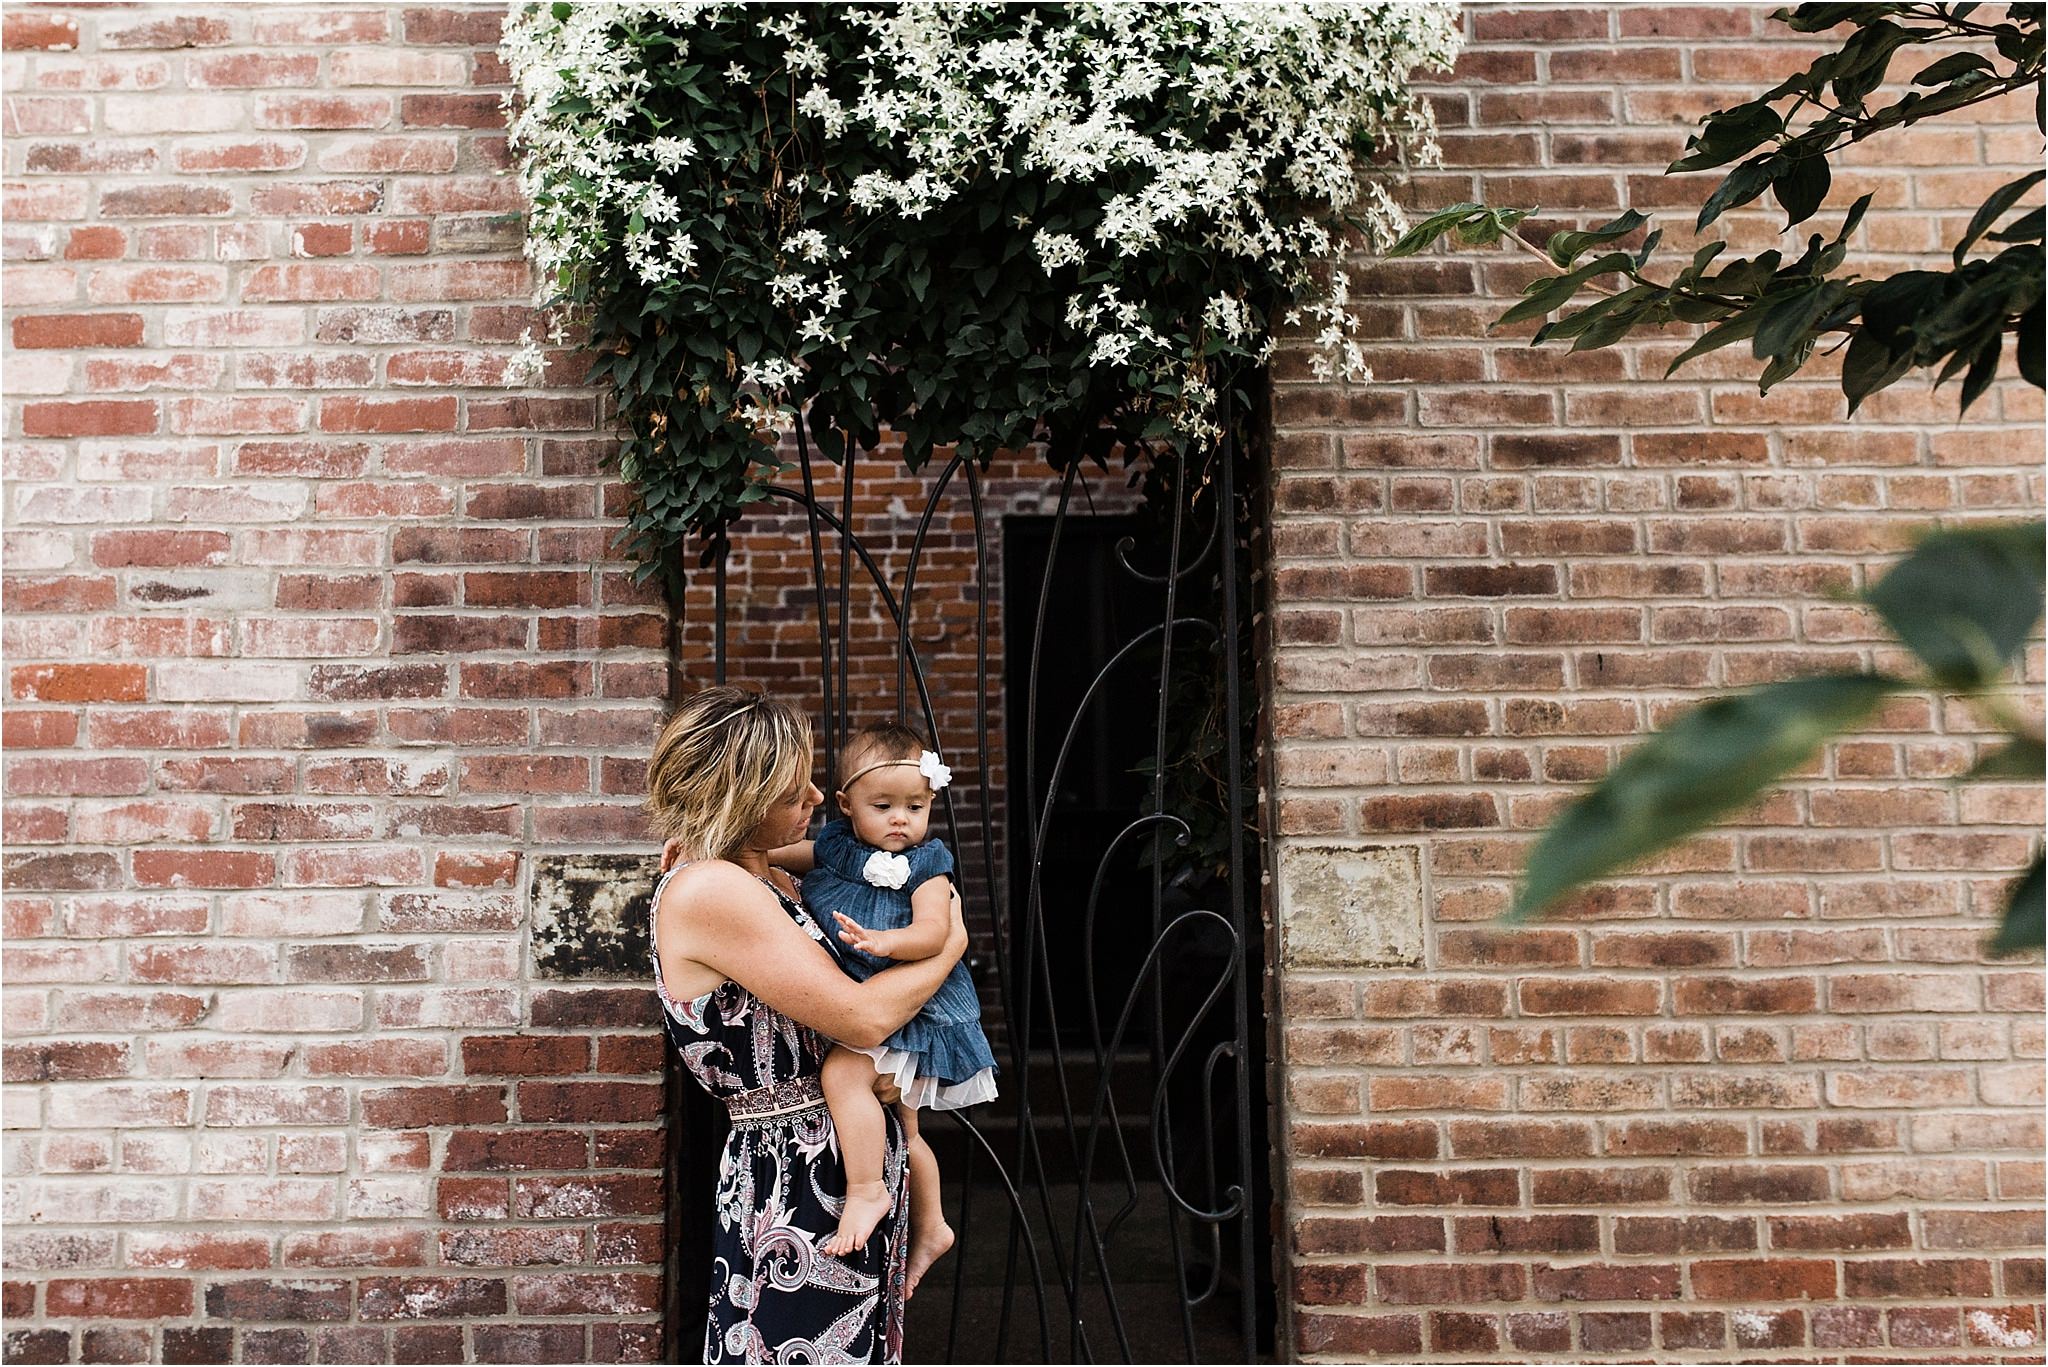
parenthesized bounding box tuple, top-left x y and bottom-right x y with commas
(645, 687, 813, 862)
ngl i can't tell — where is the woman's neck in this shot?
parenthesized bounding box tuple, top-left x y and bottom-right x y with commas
(732, 848, 771, 879)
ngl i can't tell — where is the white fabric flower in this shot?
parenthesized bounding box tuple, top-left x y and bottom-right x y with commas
(862, 850, 911, 890)
(918, 750, 951, 791)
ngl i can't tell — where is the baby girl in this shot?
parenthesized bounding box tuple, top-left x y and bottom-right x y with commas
(773, 722, 997, 1290)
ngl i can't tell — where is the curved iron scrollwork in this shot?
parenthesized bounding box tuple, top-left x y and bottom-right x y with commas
(669, 384, 1266, 1363)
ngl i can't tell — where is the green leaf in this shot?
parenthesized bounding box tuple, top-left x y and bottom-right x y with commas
(1773, 151, 1832, 226)
(1966, 735, 2046, 780)
(1989, 206, 2045, 244)
(1913, 51, 1994, 85)
(1863, 521, 2047, 689)
(1955, 170, 2045, 264)
(1384, 203, 1516, 258)
(1829, 19, 1914, 107)
(1775, 4, 1899, 35)
(1987, 853, 2045, 956)
(1959, 327, 2004, 412)
(1753, 281, 1844, 362)
(1497, 251, 1635, 326)
(2019, 301, 2044, 387)
(1509, 673, 1899, 920)
(1841, 325, 1917, 411)
(1670, 101, 1784, 173)
(1698, 158, 1776, 232)
(1566, 284, 1661, 352)
(1665, 308, 1765, 375)
(1455, 207, 1532, 246)
(1545, 210, 1649, 268)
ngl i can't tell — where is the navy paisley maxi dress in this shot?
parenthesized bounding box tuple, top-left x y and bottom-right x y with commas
(650, 862, 910, 1364)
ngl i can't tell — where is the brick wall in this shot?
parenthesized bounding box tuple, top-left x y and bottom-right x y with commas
(1265, 5, 2046, 1360)
(6, 2, 2045, 1364)
(1, 7, 675, 1362)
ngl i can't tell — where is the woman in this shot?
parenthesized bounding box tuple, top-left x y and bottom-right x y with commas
(645, 686, 967, 1363)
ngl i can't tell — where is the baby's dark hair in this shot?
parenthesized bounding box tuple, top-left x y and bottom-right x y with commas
(839, 721, 928, 789)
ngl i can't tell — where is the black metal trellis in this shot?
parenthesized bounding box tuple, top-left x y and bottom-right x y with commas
(663, 385, 1270, 1364)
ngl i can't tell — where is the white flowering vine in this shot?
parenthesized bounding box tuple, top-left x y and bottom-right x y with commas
(503, 2, 1460, 586)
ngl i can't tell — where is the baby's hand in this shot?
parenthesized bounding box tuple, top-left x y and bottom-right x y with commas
(660, 837, 686, 873)
(834, 912, 893, 958)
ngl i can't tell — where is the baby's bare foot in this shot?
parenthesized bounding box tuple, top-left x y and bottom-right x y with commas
(904, 1220, 955, 1300)
(823, 1180, 891, 1257)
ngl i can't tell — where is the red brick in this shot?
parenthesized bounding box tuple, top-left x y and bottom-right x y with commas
(357, 1277, 506, 1321)
(46, 1277, 193, 1318)
(1769, 1213, 1914, 1251)
(444, 1130, 589, 1172)
(12, 312, 144, 349)
(1688, 1164, 1832, 1204)
(1843, 1258, 1996, 1298)
(1518, 976, 1660, 1016)
(1294, 1215, 1444, 1256)
(1693, 1258, 1838, 1301)
(460, 1035, 589, 1078)
(1376, 1264, 1526, 1305)
(512, 1174, 661, 1219)
(361, 1085, 507, 1129)
(1531, 1167, 1670, 1205)
(1297, 1313, 1421, 1356)
(1453, 1214, 1599, 1255)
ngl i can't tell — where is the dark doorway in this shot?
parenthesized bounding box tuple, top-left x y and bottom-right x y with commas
(1001, 513, 1166, 1051)
(664, 426, 1273, 1364)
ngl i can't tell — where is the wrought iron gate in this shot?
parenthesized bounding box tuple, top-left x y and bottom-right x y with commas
(660, 386, 1272, 1364)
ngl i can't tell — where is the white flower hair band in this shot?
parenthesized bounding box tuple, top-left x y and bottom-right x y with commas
(839, 749, 952, 794)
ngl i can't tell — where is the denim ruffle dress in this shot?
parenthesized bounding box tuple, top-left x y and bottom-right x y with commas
(802, 819, 998, 1111)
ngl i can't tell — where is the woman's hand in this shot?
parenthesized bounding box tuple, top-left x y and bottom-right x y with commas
(941, 884, 968, 966)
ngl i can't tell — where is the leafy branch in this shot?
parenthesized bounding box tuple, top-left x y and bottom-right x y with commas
(1381, 2, 2047, 956)
(1389, 2, 2045, 413)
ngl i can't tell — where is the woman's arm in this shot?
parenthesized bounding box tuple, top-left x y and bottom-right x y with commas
(832, 877, 953, 963)
(663, 861, 965, 1049)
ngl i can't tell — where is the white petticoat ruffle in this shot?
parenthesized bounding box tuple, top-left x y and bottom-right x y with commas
(846, 1041, 997, 1112)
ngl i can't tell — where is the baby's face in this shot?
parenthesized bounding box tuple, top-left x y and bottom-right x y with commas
(838, 761, 932, 852)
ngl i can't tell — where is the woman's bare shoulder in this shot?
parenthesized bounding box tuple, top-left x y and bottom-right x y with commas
(660, 859, 777, 925)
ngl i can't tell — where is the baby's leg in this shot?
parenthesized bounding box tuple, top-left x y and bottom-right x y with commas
(820, 1046, 893, 1256)
(897, 1103, 955, 1300)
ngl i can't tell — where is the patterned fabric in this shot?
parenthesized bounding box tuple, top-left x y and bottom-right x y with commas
(650, 861, 908, 1364)
(802, 819, 999, 1106)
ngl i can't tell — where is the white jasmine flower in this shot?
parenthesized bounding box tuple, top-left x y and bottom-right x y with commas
(788, 229, 830, 264)
(768, 273, 813, 306)
(502, 0, 1464, 453)
(1032, 229, 1083, 272)
(1090, 334, 1136, 369)
(649, 136, 694, 171)
(797, 85, 848, 138)
(740, 357, 801, 391)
